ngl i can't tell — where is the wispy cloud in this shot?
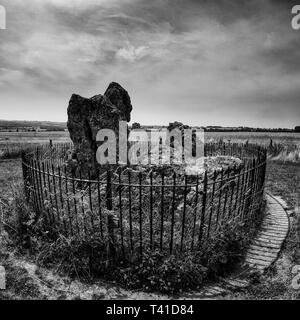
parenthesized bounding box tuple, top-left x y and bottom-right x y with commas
(116, 44, 149, 62)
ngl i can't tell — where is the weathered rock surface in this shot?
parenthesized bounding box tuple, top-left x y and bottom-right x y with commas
(67, 82, 132, 176)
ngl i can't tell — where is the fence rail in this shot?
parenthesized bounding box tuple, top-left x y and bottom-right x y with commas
(21, 142, 267, 263)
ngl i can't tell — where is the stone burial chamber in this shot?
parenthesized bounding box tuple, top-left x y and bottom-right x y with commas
(67, 82, 132, 177)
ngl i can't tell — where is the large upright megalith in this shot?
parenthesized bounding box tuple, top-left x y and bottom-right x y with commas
(67, 82, 132, 176)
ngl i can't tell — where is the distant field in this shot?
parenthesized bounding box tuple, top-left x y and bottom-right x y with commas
(2, 130, 298, 162)
(0, 131, 71, 159)
(1, 130, 300, 146)
(206, 131, 300, 147)
(0, 131, 71, 145)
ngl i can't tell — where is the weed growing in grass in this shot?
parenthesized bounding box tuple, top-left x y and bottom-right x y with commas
(35, 233, 114, 280)
(1, 183, 32, 244)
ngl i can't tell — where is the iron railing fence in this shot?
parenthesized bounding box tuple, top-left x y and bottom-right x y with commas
(21, 142, 267, 263)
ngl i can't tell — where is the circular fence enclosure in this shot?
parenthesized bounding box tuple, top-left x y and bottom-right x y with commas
(21, 142, 267, 264)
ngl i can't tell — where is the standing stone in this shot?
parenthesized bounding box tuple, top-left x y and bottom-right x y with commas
(67, 82, 132, 177)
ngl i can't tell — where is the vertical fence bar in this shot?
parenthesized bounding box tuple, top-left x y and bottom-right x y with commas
(31, 160, 38, 212)
(46, 162, 56, 231)
(149, 171, 153, 250)
(207, 170, 216, 238)
(180, 175, 188, 252)
(88, 171, 95, 232)
(21, 152, 29, 201)
(191, 174, 199, 250)
(247, 159, 257, 219)
(28, 160, 35, 207)
(128, 171, 133, 252)
(170, 172, 176, 254)
(106, 170, 113, 210)
(228, 165, 236, 218)
(51, 164, 61, 228)
(71, 171, 80, 237)
(139, 172, 143, 257)
(64, 166, 73, 236)
(30, 159, 38, 214)
(245, 161, 255, 220)
(79, 170, 87, 238)
(97, 174, 103, 237)
(37, 160, 47, 229)
(33, 159, 42, 216)
(237, 165, 246, 219)
(160, 173, 165, 251)
(58, 166, 67, 235)
(233, 166, 241, 217)
(216, 168, 224, 229)
(42, 162, 52, 230)
(118, 170, 124, 257)
(198, 171, 208, 246)
(222, 168, 230, 221)
(241, 163, 250, 221)
(107, 169, 115, 261)
(254, 160, 262, 220)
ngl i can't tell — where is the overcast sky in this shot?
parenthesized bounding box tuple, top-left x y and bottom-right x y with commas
(0, 0, 299, 128)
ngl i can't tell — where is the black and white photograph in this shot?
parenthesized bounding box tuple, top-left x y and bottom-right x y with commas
(0, 0, 299, 308)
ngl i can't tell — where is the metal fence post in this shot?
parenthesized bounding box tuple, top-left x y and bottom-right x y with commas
(198, 171, 208, 246)
(106, 170, 116, 261)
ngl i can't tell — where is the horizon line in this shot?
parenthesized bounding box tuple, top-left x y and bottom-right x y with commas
(0, 119, 298, 131)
